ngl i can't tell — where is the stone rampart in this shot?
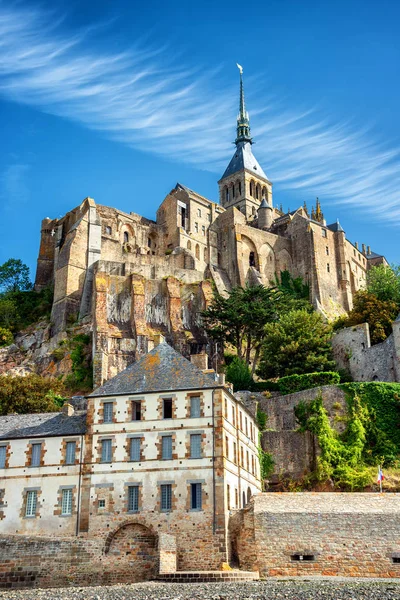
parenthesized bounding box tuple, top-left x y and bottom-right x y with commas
(232, 493, 400, 578)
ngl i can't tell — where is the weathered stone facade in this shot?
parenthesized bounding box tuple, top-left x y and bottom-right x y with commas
(33, 74, 387, 387)
(230, 493, 400, 578)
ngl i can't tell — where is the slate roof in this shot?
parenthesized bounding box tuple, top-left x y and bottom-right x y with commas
(90, 343, 219, 397)
(0, 411, 87, 440)
(327, 220, 345, 233)
(220, 141, 268, 181)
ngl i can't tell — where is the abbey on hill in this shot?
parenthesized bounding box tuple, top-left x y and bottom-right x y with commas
(34, 68, 386, 387)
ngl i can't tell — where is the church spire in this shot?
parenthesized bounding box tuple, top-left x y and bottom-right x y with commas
(235, 64, 252, 145)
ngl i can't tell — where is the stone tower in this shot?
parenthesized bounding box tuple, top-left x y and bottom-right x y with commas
(218, 65, 273, 220)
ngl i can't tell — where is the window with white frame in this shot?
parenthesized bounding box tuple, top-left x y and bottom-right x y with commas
(194, 222, 199, 233)
(130, 438, 141, 462)
(0, 445, 6, 468)
(162, 435, 173, 460)
(101, 439, 112, 463)
(61, 489, 73, 516)
(127, 485, 139, 512)
(65, 441, 76, 465)
(197, 208, 201, 217)
(25, 490, 37, 517)
(190, 483, 202, 510)
(190, 434, 202, 459)
(190, 396, 201, 418)
(160, 484, 172, 511)
(103, 402, 113, 424)
(31, 443, 42, 467)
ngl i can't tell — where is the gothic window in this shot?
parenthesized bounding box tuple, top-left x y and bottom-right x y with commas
(225, 187, 229, 202)
(124, 231, 129, 243)
(249, 251, 256, 267)
(195, 244, 200, 260)
(232, 184, 235, 198)
(250, 181, 254, 197)
(256, 184, 261, 200)
(187, 240, 192, 250)
(238, 181, 242, 196)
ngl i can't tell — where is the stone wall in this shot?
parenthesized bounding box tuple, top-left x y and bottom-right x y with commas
(332, 321, 400, 383)
(232, 493, 400, 578)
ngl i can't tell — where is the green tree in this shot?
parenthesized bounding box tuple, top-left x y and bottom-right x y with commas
(202, 284, 284, 373)
(0, 327, 13, 347)
(0, 297, 19, 330)
(366, 264, 400, 305)
(275, 270, 310, 301)
(0, 259, 32, 293)
(257, 309, 335, 379)
(225, 355, 253, 391)
(344, 291, 398, 344)
(0, 374, 65, 415)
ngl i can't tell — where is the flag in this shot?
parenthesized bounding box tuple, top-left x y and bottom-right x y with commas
(377, 467, 384, 482)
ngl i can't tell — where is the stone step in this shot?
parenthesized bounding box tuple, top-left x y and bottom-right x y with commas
(156, 570, 259, 583)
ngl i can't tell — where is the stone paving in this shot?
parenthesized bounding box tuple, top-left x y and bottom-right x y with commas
(1, 579, 400, 600)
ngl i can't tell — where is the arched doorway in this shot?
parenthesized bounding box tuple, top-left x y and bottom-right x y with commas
(105, 522, 157, 581)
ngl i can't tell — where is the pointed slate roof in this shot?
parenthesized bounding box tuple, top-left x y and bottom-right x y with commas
(327, 219, 345, 233)
(221, 141, 268, 181)
(90, 343, 219, 397)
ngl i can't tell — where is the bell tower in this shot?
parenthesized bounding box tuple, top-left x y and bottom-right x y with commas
(218, 65, 273, 220)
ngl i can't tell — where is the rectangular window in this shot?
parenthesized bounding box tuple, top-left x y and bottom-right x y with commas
(190, 396, 201, 418)
(31, 443, 42, 467)
(322, 229, 327, 237)
(161, 484, 172, 511)
(327, 263, 330, 273)
(98, 498, 106, 509)
(227, 484, 230, 509)
(163, 398, 173, 419)
(233, 441, 237, 464)
(128, 486, 139, 512)
(61, 489, 73, 516)
(326, 246, 329, 255)
(245, 417, 248, 436)
(130, 438, 141, 462)
(197, 208, 201, 217)
(202, 225, 206, 235)
(25, 490, 37, 517)
(0, 446, 6, 469)
(225, 436, 229, 459)
(246, 450, 250, 471)
(239, 412, 243, 431)
(162, 435, 173, 460)
(190, 483, 202, 510)
(132, 401, 141, 421)
(195, 222, 199, 233)
(103, 402, 113, 424)
(240, 446, 244, 466)
(190, 434, 202, 459)
(65, 441, 76, 465)
(235, 488, 238, 509)
(224, 399, 228, 419)
(232, 405, 235, 426)
(101, 439, 112, 463)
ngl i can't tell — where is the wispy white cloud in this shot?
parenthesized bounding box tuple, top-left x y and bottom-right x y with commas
(0, 4, 400, 222)
(0, 163, 30, 209)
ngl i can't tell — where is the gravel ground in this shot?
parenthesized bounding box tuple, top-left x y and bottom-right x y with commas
(1, 580, 400, 600)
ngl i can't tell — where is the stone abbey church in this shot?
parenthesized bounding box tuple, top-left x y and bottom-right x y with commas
(35, 69, 385, 387)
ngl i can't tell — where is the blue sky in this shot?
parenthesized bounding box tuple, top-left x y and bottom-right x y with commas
(0, 0, 399, 279)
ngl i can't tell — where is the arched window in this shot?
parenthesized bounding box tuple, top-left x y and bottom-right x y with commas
(232, 184, 235, 198)
(249, 251, 256, 267)
(247, 487, 252, 503)
(203, 247, 207, 261)
(256, 184, 260, 200)
(262, 187, 268, 201)
(187, 240, 192, 250)
(195, 244, 200, 260)
(250, 181, 254, 197)
(225, 187, 229, 202)
(237, 181, 241, 196)
(124, 231, 129, 243)
(242, 491, 246, 507)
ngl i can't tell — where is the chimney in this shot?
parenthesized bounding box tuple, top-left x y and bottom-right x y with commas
(362, 243, 366, 255)
(190, 352, 208, 371)
(355, 242, 359, 250)
(62, 403, 74, 417)
(153, 333, 166, 346)
(218, 373, 226, 385)
(367, 246, 371, 255)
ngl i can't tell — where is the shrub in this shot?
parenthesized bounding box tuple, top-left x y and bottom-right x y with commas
(0, 374, 65, 415)
(277, 371, 341, 395)
(0, 327, 13, 347)
(226, 356, 253, 392)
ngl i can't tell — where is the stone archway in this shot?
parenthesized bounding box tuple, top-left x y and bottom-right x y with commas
(105, 522, 158, 581)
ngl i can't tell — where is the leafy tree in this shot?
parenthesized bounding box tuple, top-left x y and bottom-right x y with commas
(366, 264, 400, 305)
(202, 285, 284, 373)
(0, 327, 13, 347)
(0, 374, 65, 415)
(257, 309, 335, 379)
(0, 297, 19, 330)
(344, 291, 398, 344)
(0, 259, 32, 293)
(275, 270, 310, 301)
(225, 355, 253, 391)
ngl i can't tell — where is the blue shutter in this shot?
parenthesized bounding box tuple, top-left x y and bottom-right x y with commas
(162, 436, 172, 460)
(101, 439, 112, 463)
(31, 443, 41, 467)
(161, 484, 172, 510)
(190, 434, 202, 458)
(0, 446, 6, 468)
(191, 483, 202, 510)
(190, 396, 201, 418)
(130, 438, 141, 462)
(65, 441, 76, 465)
(103, 402, 113, 423)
